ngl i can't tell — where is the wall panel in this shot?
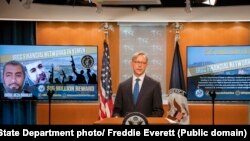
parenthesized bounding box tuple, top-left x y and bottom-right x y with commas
(36, 22, 250, 125)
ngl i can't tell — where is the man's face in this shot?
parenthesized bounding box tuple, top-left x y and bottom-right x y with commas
(26, 61, 47, 84)
(131, 55, 148, 77)
(3, 64, 25, 93)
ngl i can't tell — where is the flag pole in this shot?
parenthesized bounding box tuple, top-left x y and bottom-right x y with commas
(100, 22, 114, 43)
(172, 22, 183, 43)
(169, 22, 185, 91)
(167, 22, 190, 124)
(171, 22, 214, 124)
(99, 22, 114, 120)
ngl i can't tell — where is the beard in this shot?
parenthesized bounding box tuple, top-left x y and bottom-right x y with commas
(4, 83, 23, 93)
(38, 72, 47, 84)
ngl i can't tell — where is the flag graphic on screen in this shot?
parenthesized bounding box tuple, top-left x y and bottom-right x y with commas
(99, 41, 113, 120)
(170, 41, 186, 92)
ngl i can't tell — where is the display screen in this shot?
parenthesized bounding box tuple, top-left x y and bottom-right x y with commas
(0, 45, 98, 101)
(187, 46, 250, 101)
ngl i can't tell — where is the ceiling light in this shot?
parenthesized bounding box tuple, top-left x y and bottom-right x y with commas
(98, 0, 161, 5)
(136, 5, 148, 11)
(185, 0, 192, 13)
(6, 0, 11, 4)
(202, 0, 217, 6)
(23, 0, 33, 9)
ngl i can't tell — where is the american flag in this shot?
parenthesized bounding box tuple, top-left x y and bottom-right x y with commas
(99, 41, 113, 120)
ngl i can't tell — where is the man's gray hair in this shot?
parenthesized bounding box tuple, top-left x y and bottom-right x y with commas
(3, 60, 25, 77)
(131, 52, 148, 62)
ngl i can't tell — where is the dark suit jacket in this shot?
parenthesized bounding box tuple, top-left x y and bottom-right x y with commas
(112, 75, 164, 117)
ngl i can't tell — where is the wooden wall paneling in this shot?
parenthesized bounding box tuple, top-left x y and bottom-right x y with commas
(36, 22, 250, 125)
(36, 103, 248, 125)
(189, 104, 249, 125)
(36, 103, 99, 125)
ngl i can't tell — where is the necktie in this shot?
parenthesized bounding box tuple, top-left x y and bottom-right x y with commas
(133, 78, 140, 104)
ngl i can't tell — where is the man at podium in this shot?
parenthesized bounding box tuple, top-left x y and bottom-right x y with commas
(112, 52, 164, 117)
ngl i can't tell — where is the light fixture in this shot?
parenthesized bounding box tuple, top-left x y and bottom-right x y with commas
(89, 0, 103, 13)
(23, 0, 33, 9)
(185, 0, 192, 13)
(6, 0, 24, 5)
(136, 5, 148, 11)
(6, 0, 11, 4)
(202, 0, 217, 6)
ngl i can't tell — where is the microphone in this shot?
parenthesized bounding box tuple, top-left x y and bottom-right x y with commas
(209, 90, 216, 125)
(47, 90, 55, 125)
(47, 90, 55, 99)
(209, 90, 216, 99)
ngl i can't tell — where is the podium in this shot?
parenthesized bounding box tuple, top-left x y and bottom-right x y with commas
(94, 117, 169, 125)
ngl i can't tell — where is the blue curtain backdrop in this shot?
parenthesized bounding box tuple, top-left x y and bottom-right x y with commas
(0, 21, 36, 125)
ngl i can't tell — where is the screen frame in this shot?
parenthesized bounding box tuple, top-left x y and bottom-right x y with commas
(186, 45, 250, 101)
(0, 45, 99, 101)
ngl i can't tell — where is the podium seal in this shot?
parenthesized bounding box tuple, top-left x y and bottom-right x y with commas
(122, 112, 148, 125)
